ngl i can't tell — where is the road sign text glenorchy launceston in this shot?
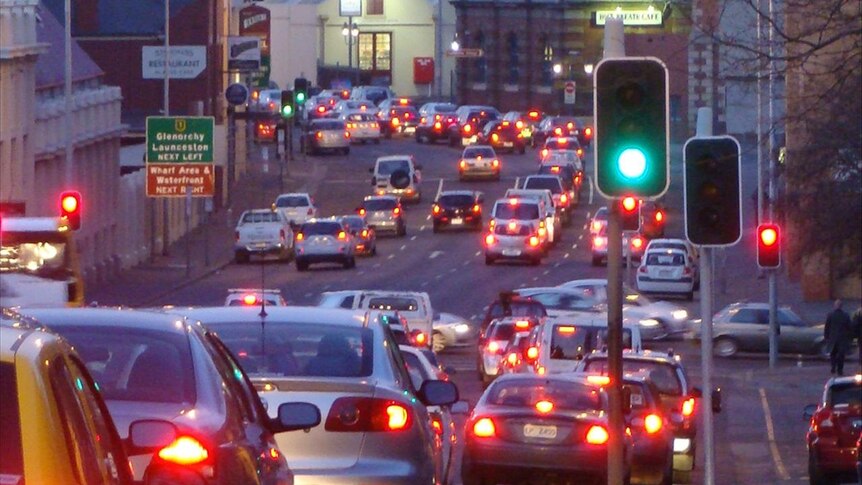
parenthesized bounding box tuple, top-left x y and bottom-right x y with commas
(150, 132, 210, 161)
(146, 116, 214, 163)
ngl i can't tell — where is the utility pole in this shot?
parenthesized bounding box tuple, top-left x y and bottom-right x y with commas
(436, 0, 444, 98)
(161, 0, 171, 256)
(767, 0, 779, 369)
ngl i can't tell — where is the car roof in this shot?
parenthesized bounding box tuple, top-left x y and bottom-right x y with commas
(561, 279, 608, 287)
(494, 197, 541, 206)
(648, 238, 689, 245)
(19, 308, 193, 334)
(828, 374, 862, 387)
(376, 155, 413, 162)
(276, 192, 311, 198)
(645, 248, 688, 256)
(491, 372, 595, 386)
(173, 306, 368, 327)
(0, 217, 66, 232)
(438, 190, 478, 197)
(585, 349, 682, 365)
(243, 208, 278, 215)
(0, 325, 66, 363)
(363, 195, 399, 202)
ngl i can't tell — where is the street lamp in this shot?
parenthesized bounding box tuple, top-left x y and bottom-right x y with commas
(584, 63, 594, 75)
(341, 21, 359, 71)
(450, 39, 460, 51)
(552, 63, 563, 75)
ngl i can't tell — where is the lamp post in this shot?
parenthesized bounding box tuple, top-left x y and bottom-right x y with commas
(341, 19, 359, 73)
(449, 36, 460, 103)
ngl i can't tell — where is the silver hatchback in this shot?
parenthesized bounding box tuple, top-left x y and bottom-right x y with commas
(484, 220, 543, 265)
(305, 119, 350, 155)
(294, 219, 357, 270)
(358, 195, 407, 237)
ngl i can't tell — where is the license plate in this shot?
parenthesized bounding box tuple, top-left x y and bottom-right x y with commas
(523, 424, 557, 439)
(659, 270, 672, 278)
(404, 127, 416, 134)
(503, 142, 513, 147)
(502, 249, 521, 256)
(452, 218, 463, 225)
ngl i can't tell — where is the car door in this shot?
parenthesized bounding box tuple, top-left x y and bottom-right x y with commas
(776, 309, 817, 353)
(727, 308, 770, 351)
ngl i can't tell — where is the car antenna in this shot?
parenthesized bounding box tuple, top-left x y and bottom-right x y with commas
(259, 260, 268, 318)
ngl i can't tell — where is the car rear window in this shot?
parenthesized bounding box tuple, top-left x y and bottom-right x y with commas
(438, 194, 475, 207)
(583, 358, 682, 396)
(646, 253, 686, 266)
(208, 322, 374, 378)
(464, 147, 496, 158)
(346, 113, 376, 122)
(494, 224, 532, 236)
(339, 216, 365, 230)
(550, 326, 634, 360)
(363, 198, 397, 211)
(312, 121, 345, 130)
(276, 195, 310, 208)
(494, 203, 540, 220)
(300, 222, 342, 235)
(57, 326, 196, 404)
(488, 323, 515, 341)
(830, 382, 862, 406)
(377, 159, 411, 175)
(367, 297, 419, 312)
(241, 212, 280, 223)
(0, 362, 23, 478)
(525, 177, 563, 193)
(487, 379, 602, 411)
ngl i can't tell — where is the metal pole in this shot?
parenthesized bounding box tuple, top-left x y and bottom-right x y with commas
(700, 247, 716, 485)
(606, 200, 626, 485)
(227, 105, 236, 207)
(348, 16, 353, 71)
(64, 0, 73, 186)
(755, 0, 764, 227)
(769, 272, 778, 367)
(161, 0, 171, 256)
(436, 0, 444, 98)
(450, 69, 455, 104)
(767, 0, 776, 222)
(203, 199, 211, 267)
(185, 187, 191, 278)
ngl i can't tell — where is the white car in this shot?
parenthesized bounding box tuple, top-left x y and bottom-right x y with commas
(533, 314, 644, 375)
(294, 219, 357, 271)
(233, 209, 294, 263)
(433, 312, 477, 350)
(557, 278, 691, 340)
(458, 145, 501, 180)
(502, 189, 559, 245)
(274, 192, 317, 226)
(333, 99, 379, 117)
(225, 288, 287, 307)
(512, 287, 601, 317)
(645, 238, 701, 287)
(371, 155, 423, 203)
(341, 112, 381, 143)
(636, 248, 697, 301)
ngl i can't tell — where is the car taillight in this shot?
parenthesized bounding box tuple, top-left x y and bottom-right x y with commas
(585, 425, 609, 445)
(575, 175, 582, 184)
(655, 211, 664, 223)
(516, 120, 524, 130)
(506, 352, 518, 366)
(358, 208, 366, 216)
(472, 204, 481, 213)
(317, 106, 325, 113)
(434, 121, 442, 129)
(639, 265, 648, 273)
(433, 204, 441, 214)
(473, 418, 496, 438)
(526, 346, 539, 361)
(393, 207, 401, 216)
(560, 193, 568, 204)
(420, 117, 427, 124)
(527, 235, 540, 247)
(463, 124, 472, 134)
(644, 414, 663, 434)
(491, 159, 500, 168)
(391, 118, 400, 126)
(593, 236, 606, 247)
(577, 148, 584, 157)
(541, 148, 549, 158)
(459, 160, 467, 169)
(316, 131, 323, 139)
(325, 397, 413, 432)
(344, 131, 350, 138)
(361, 229, 369, 238)
(554, 128, 563, 136)
(487, 341, 501, 354)
(535, 400, 554, 414)
(337, 231, 347, 240)
(683, 267, 693, 275)
(242, 294, 258, 305)
(631, 237, 644, 249)
(682, 397, 695, 417)
(584, 127, 592, 137)
(587, 375, 610, 386)
(485, 234, 496, 246)
(489, 219, 497, 229)
(537, 227, 547, 238)
(158, 436, 209, 465)
(491, 133, 499, 142)
(431, 415, 444, 436)
(413, 332, 428, 346)
(295, 233, 304, 241)
(515, 319, 531, 330)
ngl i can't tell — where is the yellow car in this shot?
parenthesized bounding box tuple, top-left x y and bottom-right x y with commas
(0, 313, 134, 485)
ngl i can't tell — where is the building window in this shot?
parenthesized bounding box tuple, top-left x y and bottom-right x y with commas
(475, 31, 487, 83)
(367, 0, 383, 15)
(541, 35, 554, 86)
(507, 32, 519, 85)
(358, 32, 392, 84)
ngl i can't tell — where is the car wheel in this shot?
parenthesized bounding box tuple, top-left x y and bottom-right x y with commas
(432, 332, 446, 353)
(518, 144, 526, 155)
(485, 255, 495, 266)
(808, 452, 837, 485)
(713, 337, 739, 357)
(234, 250, 249, 264)
(343, 147, 350, 155)
(371, 245, 377, 256)
(343, 257, 356, 269)
(398, 224, 407, 237)
(295, 259, 308, 271)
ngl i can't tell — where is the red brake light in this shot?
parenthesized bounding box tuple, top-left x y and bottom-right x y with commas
(556, 138, 566, 146)
(491, 159, 500, 168)
(535, 400, 554, 414)
(655, 211, 664, 222)
(585, 127, 592, 137)
(393, 207, 401, 216)
(484, 234, 496, 246)
(295, 233, 304, 241)
(585, 425, 609, 445)
(459, 160, 467, 169)
(432, 204, 441, 214)
(622, 196, 637, 211)
(506, 352, 518, 366)
(593, 236, 607, 247)
(587, 375, 611, 385)
(317, 106, 325, 113)
(644, 414, 663, 434)
(541, 148, 549, 158)
(361, 229, 369, 237)
(508, 198, 519, 206)
(344, 131, 350, 138)
(392, 118, 400, 126)
(566, 122, 574, 129)
(463, 124, 472, 134)
(516, 120, 524, 129)
(434, 121, 442, 129)
(358, 208, 366, 216)
(386, 404, 410, 430)
(158, 436, 209, 465)
(326, 397, 413, 432)
(515, 319, 531, 329)
(316, 131, 323, 139)
(528, 236, 540, 247)
(682, 397, 695, 417)
(487, 341, 501, 353)
(577, 148, 584, 157)
(431, 415, 444, 436)
(472, 204, 481, 213)
(337, 231, 347, 240)
(242, 294, 257, 305)
(529, 110, 539, 119)
(554, 128, 563, 136)
(526, 346, 538, 361)
(560, 193, 568, 204)
(631, 237, 644, 249)
(491, 133, 499, 142)
(473, 417, 496, 437)
(413, 331, 427, 346)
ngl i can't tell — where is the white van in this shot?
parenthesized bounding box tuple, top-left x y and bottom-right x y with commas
(533, 314, 643, 375)
(318, 290, 435, 349)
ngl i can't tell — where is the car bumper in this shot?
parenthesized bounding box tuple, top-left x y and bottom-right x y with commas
(235, 242, 289, 254)
(812, 444, 859, 474)
(460, 166, 499, 179)
(367, 219, 401, 233)
(464, 440, 609, 477)
(292, 458, 432, 485)
(354, 241, 375, 255)
(311, 139, 349, 149)
(631, 436, 672, 481)
(374, 188, 420, 201)
(486, 245, 543, 261)
(349, 129, 380, 140)
(434, 214, 481, 228)
(637, 278, 694, 294)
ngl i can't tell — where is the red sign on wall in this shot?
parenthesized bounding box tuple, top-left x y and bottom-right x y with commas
(413, 57, 435, 85)
(239, 5, 271, 55)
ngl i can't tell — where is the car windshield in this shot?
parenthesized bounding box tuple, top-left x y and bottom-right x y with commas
(312, 121, 345, 130)
(550, 325, 590, 360)
(439, 194, 475, 207)
(56, 326, 196, 404)
(494, 203, 540, 220)
(241, 212, 279, 223)
(464, 147, 496, 158)
(377, 159, 411, 175)
(646, 252, 686, 266)
(363, 198, 397, 211)
(430, 103, 457, 112)
(346, 113, 375, 122)
(524, 177, 563, 193)
(300, 222, 342, 235)
(339, 216, 365, 230)
(367, 297, 419, 312)
(539, 165, 575, 178)
(830, 382, 862, 406)
(583, 358, 682, 396)
(208, 322, 373, 377)
(487, 379, 602, 411)
(276, 195, 310, 208)
(650, 242, 686, 252)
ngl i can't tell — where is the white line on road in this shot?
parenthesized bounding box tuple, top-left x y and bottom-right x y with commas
(430, 250, 444, 259)
(304, 292, 313, 298)
(436, 178, 444, 199)
(387, 254, 395, 260)
(588, 176, 594, 205)
(759, 388, 790, 480)
(532, 276, 539, 281)
(449, 268, 457, 273)
(426, 215, 431, 221)
(420, 225, 427, 231)
(470, 315, 479, 321)
(543, 270, 550, 275)
(410, 236, 417, 241)
(435, 274, 444, 279)
(462, 261, 470, 266)
(564, 253, 570, 259)
(421, 281, 429, 287)
(399, 244, 407, 251)
(554, 262, 562, 267)
(474, 251, 482, 257)
(373, 263, 381, 268)
(322, 284, 331, 290)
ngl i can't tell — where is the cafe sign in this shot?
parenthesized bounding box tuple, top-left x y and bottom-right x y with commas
(594, 9, 663, 26)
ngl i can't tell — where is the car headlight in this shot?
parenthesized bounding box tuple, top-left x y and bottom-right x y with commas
(672, 310, 689, 321)
(673, 438, 692, 453)
(640, 318, 660, 327)
(454, 324, 470, 334)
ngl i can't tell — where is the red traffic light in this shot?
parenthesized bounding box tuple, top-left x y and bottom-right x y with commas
(757, 224, 780, 268)
(59, 191, 81, 230)
(619, 197, 640, 231)
(622, 196, 637, 212)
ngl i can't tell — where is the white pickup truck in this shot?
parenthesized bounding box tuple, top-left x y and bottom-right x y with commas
(234, 209, 294, 263)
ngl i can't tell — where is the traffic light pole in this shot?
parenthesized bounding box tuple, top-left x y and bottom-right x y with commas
(606, 199, 626, 485)
(769, 272, 778, 367)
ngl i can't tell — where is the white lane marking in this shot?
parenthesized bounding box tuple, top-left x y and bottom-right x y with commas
(588, 176, 594, 205)
(543, 270, 550, 275)
(304, 292, 313, 298)
(421, 281, 429, 287)
(436, 178, 444, 199)
(410, 235, 418, 241)
(435, 274, 444, 279)
(420, 225, 427, 231)
(573, 243, 578, 249)
(322, 284, 331, 290)
(399, 244, 407, 251)
(586, 211, 592, 219)
(759, 388, 790, 480)
(554, 262, 562, 268)
(564, 253, 570, 259)
(449, 268, 457, 273)
(583, 223, 590, 230)
(532, 276, 539, 281)
(514, 176, 520, 189)
(430, 251, 444, 259)
(474, 251, 482, 257)
(470, 314, 480, 321)
(387, 254, 395, 260)
(462, 261, 470, 266)
(373, 263, 381, 268)
(578, 234, 584, 240)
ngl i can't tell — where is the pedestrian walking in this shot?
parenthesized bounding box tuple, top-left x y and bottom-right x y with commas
(852, 306, 862, 370)
(824, 299, 853, 375)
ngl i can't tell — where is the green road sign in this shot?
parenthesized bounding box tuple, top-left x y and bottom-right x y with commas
(146, 116, 215, 163)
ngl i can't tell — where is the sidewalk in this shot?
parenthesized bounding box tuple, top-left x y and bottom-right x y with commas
(88, 145, 318, 307)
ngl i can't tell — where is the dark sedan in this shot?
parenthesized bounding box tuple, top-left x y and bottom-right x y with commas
(532, 116, 592, 148)
(476, 120, 527, 154)
(462, 373, 632, 485)
(432, 190, 484, 232)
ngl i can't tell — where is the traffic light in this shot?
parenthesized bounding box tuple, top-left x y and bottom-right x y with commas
(294, 77, 309, 105)
(683, 136, 742, 246)
(619, 196, 640, 231)
(594, 57, 669, 198)
(280, 90, 295, 118)
(59, 191, 81, 230)
(757, 224, 781, 268)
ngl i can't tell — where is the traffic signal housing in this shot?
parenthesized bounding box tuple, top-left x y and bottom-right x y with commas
(594, 57, 669, 198)
(683, 136, 742, 246)
(757, 224, 781, 268)
(280, 90, 295, 118)
(294, 77, 309, 105)
(59, 191, 81, 230)
(619, 196, 640, 231)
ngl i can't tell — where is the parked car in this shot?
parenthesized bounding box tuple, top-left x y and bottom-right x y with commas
(18, 307, 320, 485)
(176, 306, 460, 485)
(0, 311, 135, 485)
(803, 374, 862, 485)
(233, 208, 294, 263)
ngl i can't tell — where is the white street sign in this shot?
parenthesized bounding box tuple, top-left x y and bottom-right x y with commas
(564, 80, 576, 104)
(142, 46, 207, 79)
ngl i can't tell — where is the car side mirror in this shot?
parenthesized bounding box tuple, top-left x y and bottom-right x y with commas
(711, 388, 722, 413)
(418, 380, 459, 407)
(129, 419, 178, 450)
(803, 404, 817, 421)
(451, 400, 470, 414)
(275, 402, 321, 432)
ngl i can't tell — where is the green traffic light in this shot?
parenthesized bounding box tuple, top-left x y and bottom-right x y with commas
(617, 148, 646, 179)
(296, 92, 306, 103)
(281, 105, 294, 118)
